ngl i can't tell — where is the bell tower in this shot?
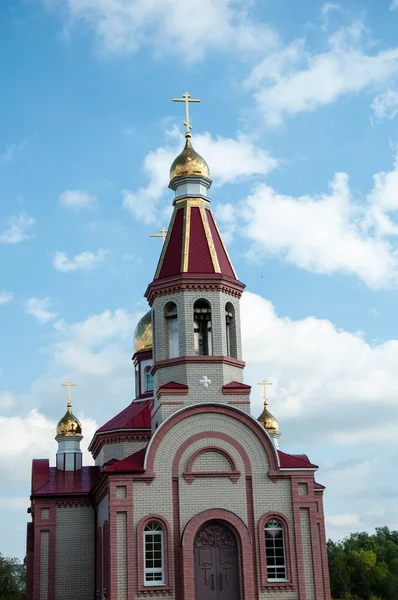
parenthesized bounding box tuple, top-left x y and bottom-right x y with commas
(145, 93, 251, 428)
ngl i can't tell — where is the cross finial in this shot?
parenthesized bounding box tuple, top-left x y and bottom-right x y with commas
(149, 227, 167, 244)
(173, 92, 201, 137)
(61, 380, 77, 409)
(257, 379, 272, 405)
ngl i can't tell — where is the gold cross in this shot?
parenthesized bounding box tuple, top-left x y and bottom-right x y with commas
(222, 562, 232, 585)
(201, 563, 212, 586)
(173, 92, 200, 136)
(61, 380, 77, 405)
(258, 379, 272, 405)
(149, 227, 167, 244)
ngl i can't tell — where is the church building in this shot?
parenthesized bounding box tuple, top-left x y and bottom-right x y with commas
(26, 95, 331, 600)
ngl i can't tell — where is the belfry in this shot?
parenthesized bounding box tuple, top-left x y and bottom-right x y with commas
(26, 95, 331, 600)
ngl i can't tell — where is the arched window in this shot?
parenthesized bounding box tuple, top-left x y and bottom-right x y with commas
(225, 302, 237, 358)
(265, 519, 287, 580)
(144, 521, 164, 585)
(194, 299, 212, 356)
(164, 302, 178, 358)
(144, 366, 153, 392)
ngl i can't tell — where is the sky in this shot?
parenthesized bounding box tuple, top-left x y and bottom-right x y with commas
(1, 0, 398, 560)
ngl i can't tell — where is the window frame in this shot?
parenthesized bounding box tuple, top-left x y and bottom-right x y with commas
(144, 365, 153, 392)
(258, 513, 295, 592)
(143, 522, 164, 586)
(193, 299, 213, 356)
(164, 301, 179, 359)
(137, 515, 172, 594)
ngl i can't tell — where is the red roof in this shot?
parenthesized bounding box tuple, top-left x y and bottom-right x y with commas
(103, 447, 147, 473)
(96, 400, 152, 433)
(314, 481, 325, 490)
(154, 202, 238, 282)
(32, 460, 100, 496)
(277, 450, 318, 469)
(158, 381, 189, 391)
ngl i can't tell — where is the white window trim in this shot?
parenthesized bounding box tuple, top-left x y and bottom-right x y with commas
(144, 527, 164, 586)
(265, 520, 287, 582)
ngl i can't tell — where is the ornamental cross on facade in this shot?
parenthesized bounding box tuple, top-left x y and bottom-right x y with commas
(173, 92, 201, 137)
(200, 375, 212, 389)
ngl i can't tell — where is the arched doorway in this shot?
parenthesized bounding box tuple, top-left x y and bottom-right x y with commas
(194, 520, 241, 600)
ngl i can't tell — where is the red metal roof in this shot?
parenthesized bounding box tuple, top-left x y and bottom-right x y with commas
(32, 461, 100, 496)
(158, 381, 189, 391)
(103, 446, 147, 473)
(277, 450, 318, 469)
(154, 202, 238, 282)
(96, 400, 152, 433)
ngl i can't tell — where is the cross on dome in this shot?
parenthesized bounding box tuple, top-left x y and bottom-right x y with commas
(173, 92, 201, 138)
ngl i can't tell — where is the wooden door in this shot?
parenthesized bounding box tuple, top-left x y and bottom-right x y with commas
(194, 521, 240, 600)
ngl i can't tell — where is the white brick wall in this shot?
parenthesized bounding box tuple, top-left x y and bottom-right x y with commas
(55, 505, 95, 600)
(95, 439, 148, 467)
(117, 512, 128, 600)
(39, 530, 49, 600)
(300, 507, 315, 600)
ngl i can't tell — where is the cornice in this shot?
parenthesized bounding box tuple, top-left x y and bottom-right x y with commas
(151, 355, 245, 375)
(145, 274, 245, 305)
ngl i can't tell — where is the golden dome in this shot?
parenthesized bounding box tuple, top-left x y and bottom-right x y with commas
(258, 402, 280, 435)
(170, 136, 210, 181)
(134, 310, 152, 353)
(56, 402, 82, 437)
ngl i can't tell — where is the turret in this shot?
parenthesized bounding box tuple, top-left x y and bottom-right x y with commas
(55, 380, 83, 470)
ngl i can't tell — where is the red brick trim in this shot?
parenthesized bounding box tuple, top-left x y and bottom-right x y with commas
(145, 403, 278, 474)
(136, 514, 172, 596)
(103, 520, 110, 598)
(146, 276, 245, 305)
(90, 431, 151, 459)
(222, 382, 251, 396)
(151, 355, 245, 375)
(258, 512, 296, 592)
(183, 446, 240, 483)
(96, 526, 102, 598)
(181, 509, 255, 600)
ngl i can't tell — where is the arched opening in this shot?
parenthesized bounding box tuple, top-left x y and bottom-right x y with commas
(144, 366, 153, 392)
(264, 519, 287, 581)
(164, 301, 179, 358)
(194, 520, 241, 600)
(225, 302, 237, 358)
(194, 299, 213, 356)
(144, 521, 164, 585)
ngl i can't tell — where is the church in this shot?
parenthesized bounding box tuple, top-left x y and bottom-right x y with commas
(26, 94, 331, 600)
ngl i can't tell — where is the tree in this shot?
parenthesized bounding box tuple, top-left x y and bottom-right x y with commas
(0, 554, 25, 600)
(328, 528, 398, 600)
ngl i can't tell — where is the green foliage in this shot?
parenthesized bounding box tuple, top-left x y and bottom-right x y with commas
(328, 527, 398, 600)
(0, 553, 25, 600)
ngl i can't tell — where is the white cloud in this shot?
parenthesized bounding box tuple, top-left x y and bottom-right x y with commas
(241, 291, 398, 442)
(0, 291, 13, 305)
(46, 0, 278, 63)
(52, 249, 107, 272)
(0, 212, 35, 244)
(371, 89, 398, 121)
(216, 153, 398, 289)
(58, 189, 97, 211)
(123, 129, 278, 223)
(246, 23, 398, 126)
(391, 0, 398, 10)
(0, 409, 97, 482)
(25, 297, 58, 323)
(0, 140, 27, 164)
(326, 513, 363, 528)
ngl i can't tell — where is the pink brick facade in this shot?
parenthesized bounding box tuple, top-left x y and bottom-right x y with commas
(26, 129, 331, 600)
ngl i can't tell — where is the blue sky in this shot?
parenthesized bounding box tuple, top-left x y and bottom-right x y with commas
(1, 0, 398, 559)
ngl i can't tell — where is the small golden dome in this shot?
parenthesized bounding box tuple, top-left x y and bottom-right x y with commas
(56, 402, 82, 437)
(134, 310, 152, 353)
(258, 402, 280, 435)
(169, 136, 210, 181)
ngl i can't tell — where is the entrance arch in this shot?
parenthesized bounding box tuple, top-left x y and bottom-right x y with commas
(194, 521, 240, 600)
(181, 509, 256, 600)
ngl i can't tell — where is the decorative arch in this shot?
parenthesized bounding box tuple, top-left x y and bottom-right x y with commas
(144, 403, 279, 475)
(184, 446, 241, 484)
(136, 514, 172, 594)
(181, 508, 255, 600)
(258, 512, 295, 592)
